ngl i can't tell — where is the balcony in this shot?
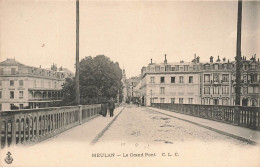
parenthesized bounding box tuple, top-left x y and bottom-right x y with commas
(28, 97, 62, 102)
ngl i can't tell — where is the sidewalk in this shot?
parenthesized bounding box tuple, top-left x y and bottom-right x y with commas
(1, 106, 125, 167)
(148, 107, 260, 145)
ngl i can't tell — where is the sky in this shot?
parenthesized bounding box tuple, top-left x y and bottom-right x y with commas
(0, 0, 259, 78)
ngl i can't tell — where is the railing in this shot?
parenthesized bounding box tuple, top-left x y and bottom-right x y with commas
(1, 104, 101, 149)
(151, 103, 260, 131)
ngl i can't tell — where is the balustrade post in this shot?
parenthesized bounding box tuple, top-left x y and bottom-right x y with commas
(252, 108, 257, 130)
(79, 105, 82, 125)
(234, 106, 240, 125)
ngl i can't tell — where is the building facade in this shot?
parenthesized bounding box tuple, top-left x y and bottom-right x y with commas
(138, 54, 260, 107)
(126, 76, 141, 103)
(140, 55, 201, 106)
(0, 59, 73, 111)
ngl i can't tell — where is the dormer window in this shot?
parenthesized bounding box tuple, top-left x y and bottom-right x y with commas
(11, 68, 16, 75)
(204, 64, 210, 70)
(213, 64, 219, 70)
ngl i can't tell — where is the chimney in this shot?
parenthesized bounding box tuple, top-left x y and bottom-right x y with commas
(196, 56, 200, 63)
(164, 54, 167, 64)
(150, 59, 153, 64)
(223, 57, 226, 62)
(210, 56, 214, 63)
(216, 55, 220, 62)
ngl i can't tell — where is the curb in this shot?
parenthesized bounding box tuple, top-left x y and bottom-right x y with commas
(90, 107, 125, 145)
(148, 107, 259, 146)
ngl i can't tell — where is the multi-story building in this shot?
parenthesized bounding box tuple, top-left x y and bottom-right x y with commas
(231, 55, 260, 106)
(121, 69, 128, 103)
(0, 59, 73, 111)
(138, 54, 260, 107)
(140, 54, 201, 106)
(200, 56, 233, 105)
(126, 76, 141, 103)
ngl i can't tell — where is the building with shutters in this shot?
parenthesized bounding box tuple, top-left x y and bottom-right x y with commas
(138, 54, 260, 107)
(0, 59, 73, 111)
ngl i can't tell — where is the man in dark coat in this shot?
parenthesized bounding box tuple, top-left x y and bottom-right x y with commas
(108, 97, 115, 117)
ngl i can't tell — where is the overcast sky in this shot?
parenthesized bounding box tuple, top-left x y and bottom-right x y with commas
(0, 0, 259, 78)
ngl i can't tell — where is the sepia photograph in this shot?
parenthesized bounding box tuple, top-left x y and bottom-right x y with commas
(0, 0, 260, 166)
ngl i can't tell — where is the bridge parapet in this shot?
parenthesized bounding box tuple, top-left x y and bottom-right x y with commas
(1, 104, 101, 149)
(151, 103, 260, 131)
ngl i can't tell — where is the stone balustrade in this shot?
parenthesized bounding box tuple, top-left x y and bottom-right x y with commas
(1, 104, 101, 149)
(151, 103, 260, 130)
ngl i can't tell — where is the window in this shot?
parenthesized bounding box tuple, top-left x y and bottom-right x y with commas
(0, 91, 2, 99)
(160, 67, 165, 72)
(213, 73, 219, 82)
(171, 67, 175, 71)
(188, 98, 193, 104)
(19, 91, 23, 99)
(180, 67, 184, 71)
(214, 99, 219, 105)
(160, 87, 165, 94)
(160, 98, 165, 103)
(204, 98, 209, 105)
(213, 86, 220, 94)
(19, 80, 24, 86)
(222, 99, 228, 105)
(204, 74, 210, 83)
(222, 74, 229, 82)
(214, 64, 219, 70)
(179, 76, 184, 83)
(179, 98, 183, 104)
(0, 68, 3, 75)
(189, 76, 193, 83)
(171, 98, 175, 103)
(204, 64, 210, 70)
(10, 104, 15, 110)
(171, 77, 175, 83)
(0, 80, 2, 86)
(0, 104, 2, 111)
(175, 66, 179, 71)
(150, 77, 155, 83)
(251, 75, 257, 83)
(222, 86, 229, 94)
(204, 87, 210, 94)
(10, 91, 14, 99)
(19, 104, 24, 109)
(10, 80, 14, 86)
(11, 68, 16, 75)
(151, 67, 155, 72)
(184, 66, 189, 71)
(160, 77, 165, 83)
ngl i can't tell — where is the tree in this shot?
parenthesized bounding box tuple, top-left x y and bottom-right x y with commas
(61, 55, 123, 105)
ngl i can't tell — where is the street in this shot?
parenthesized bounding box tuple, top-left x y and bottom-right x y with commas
(97, 104, 251, 147)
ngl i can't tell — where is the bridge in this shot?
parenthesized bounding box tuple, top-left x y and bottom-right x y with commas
(1, 103, 260, 166)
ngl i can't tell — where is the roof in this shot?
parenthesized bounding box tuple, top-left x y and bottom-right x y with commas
(0, 58, 26, 66)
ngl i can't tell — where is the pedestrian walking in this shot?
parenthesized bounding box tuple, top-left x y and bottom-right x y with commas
(100, 98, 108, 117)
(108, 97, 115, 117)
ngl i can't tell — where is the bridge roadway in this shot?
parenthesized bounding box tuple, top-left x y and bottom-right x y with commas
(1, 104, 260, 167)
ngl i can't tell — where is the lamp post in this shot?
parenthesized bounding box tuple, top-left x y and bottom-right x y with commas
(150, 89, 152, 106)
(235, 0, 242, 106)
(75, 0, 80, 105)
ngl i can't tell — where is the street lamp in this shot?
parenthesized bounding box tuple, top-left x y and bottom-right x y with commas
(150, 89, 152, 106)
